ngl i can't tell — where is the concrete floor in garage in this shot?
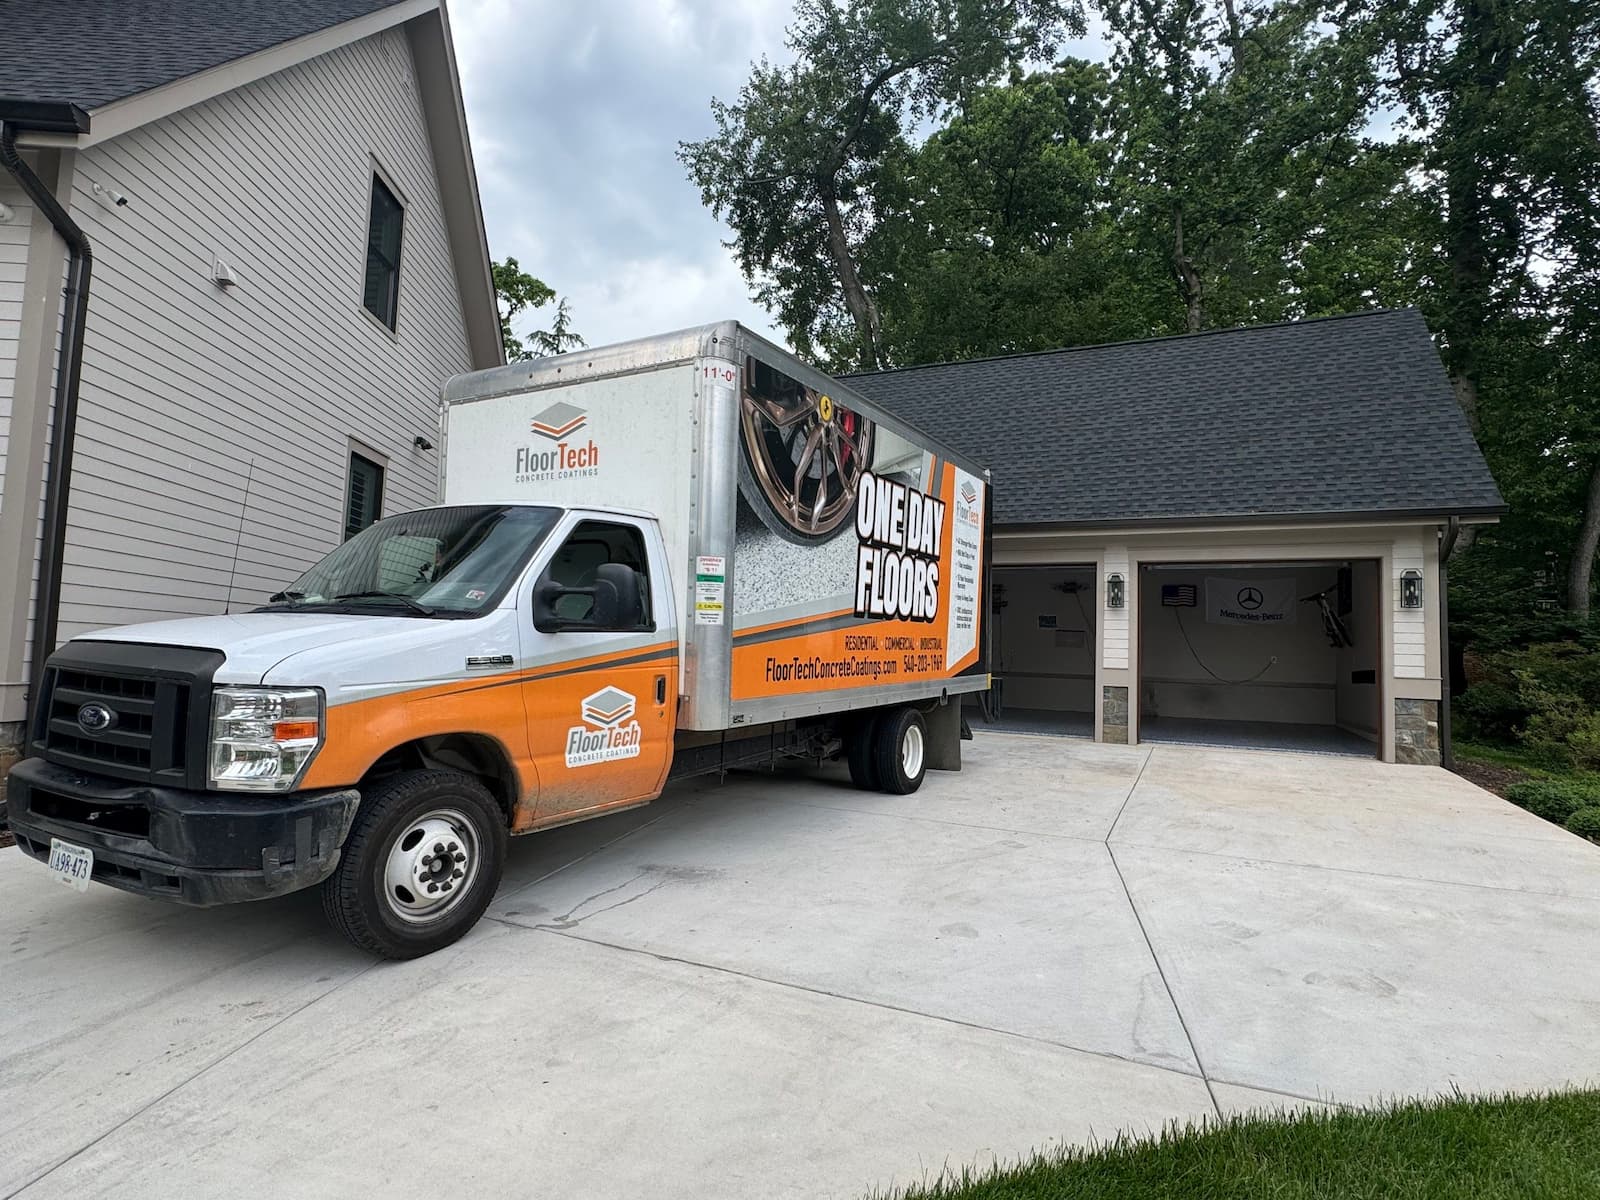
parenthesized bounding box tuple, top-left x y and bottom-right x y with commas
(4, 733, 1599, 1199)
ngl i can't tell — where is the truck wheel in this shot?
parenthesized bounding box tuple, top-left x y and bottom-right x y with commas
(873, 707, 928, 795)
(846, 713, 882, 790)
(321, 770, 507, 960)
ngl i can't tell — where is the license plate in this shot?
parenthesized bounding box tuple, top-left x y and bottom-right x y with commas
(47, 837, 94, 893)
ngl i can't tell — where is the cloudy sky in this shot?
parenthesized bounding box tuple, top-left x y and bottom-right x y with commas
(449, 0, 1110, 354)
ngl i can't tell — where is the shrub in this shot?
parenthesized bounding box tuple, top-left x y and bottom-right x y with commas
(1453, 681, 1527, 743)
(1564, 807, 1600, 843)
(1505, 779, 1600, 825)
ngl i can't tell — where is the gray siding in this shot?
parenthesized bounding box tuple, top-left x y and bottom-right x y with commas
(0, 182, 30, 497)
(56, 26, 473, 639)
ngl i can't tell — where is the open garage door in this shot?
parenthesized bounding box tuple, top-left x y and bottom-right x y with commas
(1137, 561, 1382, 757)
(978, 565, 1098, 737)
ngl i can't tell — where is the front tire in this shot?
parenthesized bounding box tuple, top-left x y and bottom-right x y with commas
(873, 707, 928, 795)
(322, 770, 507, 959)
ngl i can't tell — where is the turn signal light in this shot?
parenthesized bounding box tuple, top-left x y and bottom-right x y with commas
(273, 720, 319, 741)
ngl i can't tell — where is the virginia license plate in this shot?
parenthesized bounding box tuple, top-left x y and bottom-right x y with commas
(47, 837, 94, 893)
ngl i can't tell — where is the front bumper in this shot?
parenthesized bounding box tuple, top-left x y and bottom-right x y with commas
(5, 757, 359, 906)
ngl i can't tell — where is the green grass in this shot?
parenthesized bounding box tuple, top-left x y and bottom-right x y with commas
(881, 1090, 1600, 1200)
(1455, 739, 1576, 779)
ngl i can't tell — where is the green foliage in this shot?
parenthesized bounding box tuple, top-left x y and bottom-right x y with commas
(1461, 642, 1600, 769)
(491, 257, 584, 361)
(1452, 681, 1527, 744)
(884, 1089, 1600, 1199)
(678, 0, 1086, 369)
(1505, 780, 1600, 825)
(1564, 807, 1600, 842)
(491, 256, 554, 361)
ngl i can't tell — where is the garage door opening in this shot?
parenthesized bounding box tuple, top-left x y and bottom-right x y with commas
(978, 565, 1097, 737)
(1137, 561, 1382, 757)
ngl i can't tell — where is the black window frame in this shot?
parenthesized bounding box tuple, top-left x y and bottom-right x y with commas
(344, 452, 385, 542)
(362, 172, 405, 330)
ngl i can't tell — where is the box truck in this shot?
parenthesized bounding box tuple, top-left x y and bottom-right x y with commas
(6, 323, 991, 957)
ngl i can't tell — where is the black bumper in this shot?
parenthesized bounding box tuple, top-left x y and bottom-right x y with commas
(5, 757, 360, 906)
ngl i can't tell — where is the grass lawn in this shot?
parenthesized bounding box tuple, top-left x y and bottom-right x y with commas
(1451, 739, 1589, 798)
(884, 1090, 1600, 1200)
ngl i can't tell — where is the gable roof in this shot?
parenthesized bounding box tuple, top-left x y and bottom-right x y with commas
(846, 308, 1505, 528)
(0, 0, 410, 111)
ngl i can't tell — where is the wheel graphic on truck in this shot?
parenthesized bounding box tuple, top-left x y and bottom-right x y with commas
(738, 356, 874, 544)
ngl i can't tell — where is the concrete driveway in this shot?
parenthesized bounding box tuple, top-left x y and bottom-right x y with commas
(5, 733, 1599, 1199)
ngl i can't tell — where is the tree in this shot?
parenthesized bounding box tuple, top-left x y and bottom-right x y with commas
(492, 256, 555, 361)
(1100, 0, 1391, 334)
(1360, 0, 1600, 611)
(680, 0, 1085, 370)
(492, 257, 586, 361)
(527, 297, 587, 358)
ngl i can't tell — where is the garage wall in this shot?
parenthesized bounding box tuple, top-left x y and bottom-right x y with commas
(994, 568, 1096, 712)
(1335, 559, 1381, 737)
(1139, 564, 1345, 726)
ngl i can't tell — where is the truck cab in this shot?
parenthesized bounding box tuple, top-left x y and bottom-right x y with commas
(8, 501, 684, 958)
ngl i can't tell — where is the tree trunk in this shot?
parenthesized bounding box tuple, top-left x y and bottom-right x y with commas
(1172, 207, 1203, 332)
(1569, 456, 1600, 619)
(818, 177, 881, 370)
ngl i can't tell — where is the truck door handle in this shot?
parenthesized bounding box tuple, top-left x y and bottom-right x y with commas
(655, 675, 667, 705)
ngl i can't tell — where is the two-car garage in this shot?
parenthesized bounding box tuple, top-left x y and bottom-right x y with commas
(848, 309, 1508, 766)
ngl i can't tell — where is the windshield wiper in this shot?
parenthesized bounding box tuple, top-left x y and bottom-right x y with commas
(331, 590, 436, 616)
(267, 589, 305, 604)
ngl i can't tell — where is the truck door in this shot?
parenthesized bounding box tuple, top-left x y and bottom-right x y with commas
(520, 517, 676, 825)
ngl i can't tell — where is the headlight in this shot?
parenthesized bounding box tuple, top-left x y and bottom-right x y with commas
(209, 687, 323, 792)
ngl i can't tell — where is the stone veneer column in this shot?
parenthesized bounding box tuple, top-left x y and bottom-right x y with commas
(1394, 698, 1441, 765)
(1102, 685, 1130, 745)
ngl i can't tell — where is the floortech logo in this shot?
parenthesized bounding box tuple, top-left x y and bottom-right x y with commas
(565, 686, 643, 768)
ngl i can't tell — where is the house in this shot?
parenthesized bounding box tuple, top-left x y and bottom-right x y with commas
(848, 308, 1505, 765)
(0, 0, 501, 792)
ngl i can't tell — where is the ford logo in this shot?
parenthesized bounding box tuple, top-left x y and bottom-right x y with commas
(76, 703, 117, 735)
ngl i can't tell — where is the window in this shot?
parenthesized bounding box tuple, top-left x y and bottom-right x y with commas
(362, 173, 404, 329)
(345, 452, 385, 541)
(540, 521, 653, 630)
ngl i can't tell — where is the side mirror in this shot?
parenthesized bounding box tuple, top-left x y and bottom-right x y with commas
(533, 562, 646, 633)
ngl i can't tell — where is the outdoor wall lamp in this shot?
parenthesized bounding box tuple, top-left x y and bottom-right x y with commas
(1400, 568, 1424, 609)
(1106, 572, 1126, 609)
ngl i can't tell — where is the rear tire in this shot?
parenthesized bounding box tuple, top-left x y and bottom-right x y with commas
(847, 712, 882, 790)
(322, 769, 506, 960)
(873, 707, 928, 795)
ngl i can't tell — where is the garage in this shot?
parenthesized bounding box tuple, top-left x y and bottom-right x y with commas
(985, 564, 1097, 736)
(850, 308, 1509, 765)
(1137, 561, 1382, 757)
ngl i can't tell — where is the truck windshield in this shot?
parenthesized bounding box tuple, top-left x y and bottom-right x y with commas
(262, 505, 561, 618)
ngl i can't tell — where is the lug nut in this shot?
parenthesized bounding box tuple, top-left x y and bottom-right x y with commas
(452, 868, 463, 879)
(441, 881, 453, 892)
(447, 841, 459, 853)
(427, 882, 439, 893)
(433, 842, 445, 854)
(453, 852, 466, 864)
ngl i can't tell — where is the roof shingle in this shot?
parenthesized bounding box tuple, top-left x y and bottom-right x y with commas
(0, 0, 409, 112)
(846, 308, 1505, 527)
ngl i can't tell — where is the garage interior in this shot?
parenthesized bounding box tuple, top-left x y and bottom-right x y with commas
(1137, 561, 1382, 757)
(981, 565, 1098, 737)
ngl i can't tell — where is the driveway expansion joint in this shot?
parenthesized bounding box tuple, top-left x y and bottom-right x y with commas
(482, 915, 1212, 1086)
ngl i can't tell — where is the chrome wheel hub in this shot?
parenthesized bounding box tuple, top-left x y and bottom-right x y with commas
(383, 809, 479, 924)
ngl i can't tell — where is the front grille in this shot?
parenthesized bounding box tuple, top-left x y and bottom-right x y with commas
(32, 642, 223, 788)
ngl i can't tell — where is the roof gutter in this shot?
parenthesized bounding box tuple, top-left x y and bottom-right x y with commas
(0, 115, 92, 723)
(1439, 516, 1461, 769)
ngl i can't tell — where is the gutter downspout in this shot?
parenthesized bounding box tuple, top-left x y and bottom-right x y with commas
(0, 122, 92, 728)
(1439, 517, 1461, 769)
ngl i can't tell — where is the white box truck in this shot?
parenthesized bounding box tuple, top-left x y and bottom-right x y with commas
(6, 323, 991, 957)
